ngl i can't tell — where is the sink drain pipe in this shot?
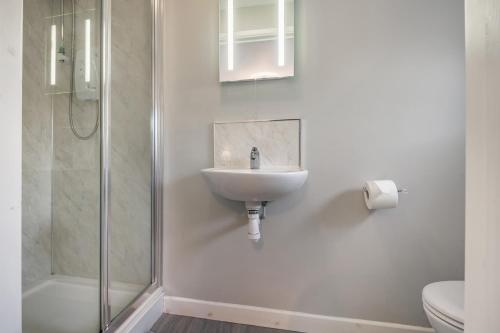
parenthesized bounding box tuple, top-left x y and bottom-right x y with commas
(246, 202, 262, 241)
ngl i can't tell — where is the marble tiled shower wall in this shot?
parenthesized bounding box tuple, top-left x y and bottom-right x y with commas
(22, 0, 102, 289)
(22, 0, 53, 290)
(51, 0, 101, 282)
(213, 120, 301, 169)
(108, 0, 152, 286)
(22, 0, 152, 289)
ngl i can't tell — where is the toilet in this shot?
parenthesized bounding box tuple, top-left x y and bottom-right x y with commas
(422, 281, 464, 333)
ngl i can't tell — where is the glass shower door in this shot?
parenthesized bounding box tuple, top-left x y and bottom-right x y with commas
(22, 0, 102, 332)
(23, 0, 159, 331)
(104, 0, 154, 322)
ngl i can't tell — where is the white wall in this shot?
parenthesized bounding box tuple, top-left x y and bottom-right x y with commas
(163, 0, 465, 327)
(0, 0, 23, 332)
(465, 0, 500, 332)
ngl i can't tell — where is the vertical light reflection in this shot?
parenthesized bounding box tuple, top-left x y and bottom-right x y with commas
(278, 0, 285, 67)
(228, 0, 234, 71)
(50, 24, 57, 85)
(85, 19, 91, 83)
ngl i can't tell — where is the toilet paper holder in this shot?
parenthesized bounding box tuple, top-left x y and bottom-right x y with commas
(362, 185, 408, 199)
(362, 180, 408, 210)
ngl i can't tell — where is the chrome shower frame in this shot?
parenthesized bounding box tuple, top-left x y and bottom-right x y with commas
(100, 0, 164, 331)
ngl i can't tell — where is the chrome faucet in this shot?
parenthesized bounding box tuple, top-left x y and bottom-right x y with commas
(250, 147, 260, 169)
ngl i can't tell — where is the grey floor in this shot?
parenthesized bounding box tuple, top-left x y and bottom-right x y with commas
(150, 314, 299, 333)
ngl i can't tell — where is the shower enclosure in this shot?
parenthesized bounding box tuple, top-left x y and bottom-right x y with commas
(21, 0, 162, 332)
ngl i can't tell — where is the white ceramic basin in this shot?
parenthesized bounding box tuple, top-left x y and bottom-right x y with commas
(201, 168, 308, 202)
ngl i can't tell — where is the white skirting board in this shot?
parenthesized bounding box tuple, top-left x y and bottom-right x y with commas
(164, 296, 434, 333)
(115, 288, 165, 333)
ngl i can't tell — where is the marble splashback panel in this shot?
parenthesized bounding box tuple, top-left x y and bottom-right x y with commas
(213, 119, 301, 169)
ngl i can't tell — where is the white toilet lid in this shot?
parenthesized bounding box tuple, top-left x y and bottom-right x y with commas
(423, 281, 464, 325)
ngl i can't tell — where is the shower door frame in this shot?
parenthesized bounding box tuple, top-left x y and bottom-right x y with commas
(99, 0, 163, 331)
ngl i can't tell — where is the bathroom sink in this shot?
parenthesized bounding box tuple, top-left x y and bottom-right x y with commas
(201, 168, 308, 202)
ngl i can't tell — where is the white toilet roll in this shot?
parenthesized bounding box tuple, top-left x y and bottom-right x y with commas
(363, 180, 399, 210)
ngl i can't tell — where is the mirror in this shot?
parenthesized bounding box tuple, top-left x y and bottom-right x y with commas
(219, 0, 295, 82)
